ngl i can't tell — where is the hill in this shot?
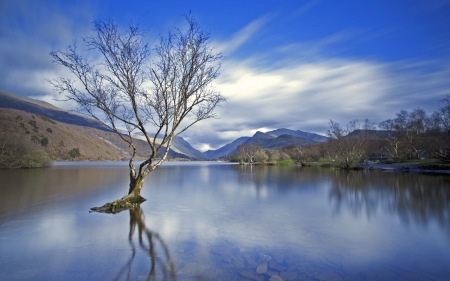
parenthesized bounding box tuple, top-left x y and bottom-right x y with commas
(267, 128, 329, 142)
(0, 108, 130, 161)
(0, 90, 199, 161)
(0, 90, 110, 132)
(243, 131, 318, 148)
(1, 90, 331, 162)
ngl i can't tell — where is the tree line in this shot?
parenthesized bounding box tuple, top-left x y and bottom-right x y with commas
(0, 131, 52, 168)
(230, 95, 450, 169)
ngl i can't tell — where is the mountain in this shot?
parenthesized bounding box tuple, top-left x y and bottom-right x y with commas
(263, 134, 318, 148)
(0, 90, 200, 160)
(1, 90, 332, 161)
(345, 129, 392, 140)
(243, 131, 318, 149)
(202, 136, 250, 160)
(267, 128, 329, 142)
(203, 130, 323, 159)
(171, 137, 204, 160)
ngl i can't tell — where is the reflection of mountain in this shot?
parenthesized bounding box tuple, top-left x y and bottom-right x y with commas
(328, 171, 450, 237)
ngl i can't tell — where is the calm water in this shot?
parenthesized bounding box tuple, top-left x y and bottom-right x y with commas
(0, 162, 449, 281)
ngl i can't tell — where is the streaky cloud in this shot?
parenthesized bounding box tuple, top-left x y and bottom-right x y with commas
(213, 14, 272, 54)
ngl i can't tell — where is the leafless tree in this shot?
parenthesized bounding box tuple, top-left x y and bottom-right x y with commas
(429, 95, 450, 162)
(327, 119, 375, 169)
(50, 14, 225, 211)
(378, 119, 402, 158)
(237, 144, 260, 163)
(379, 108, 431, 159)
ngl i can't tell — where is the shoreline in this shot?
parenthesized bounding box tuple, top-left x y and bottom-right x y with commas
(359, 163, 450, 175)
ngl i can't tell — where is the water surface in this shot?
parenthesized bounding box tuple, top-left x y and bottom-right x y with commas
(0, 162, 449, 280)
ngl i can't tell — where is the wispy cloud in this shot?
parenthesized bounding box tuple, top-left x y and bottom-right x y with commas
(294, 0, 321, 16)
(181, 32, 450, 151)
(213, 14, 271, 54)
(0, 0, 93, 101)
(1, 4, 449, 152)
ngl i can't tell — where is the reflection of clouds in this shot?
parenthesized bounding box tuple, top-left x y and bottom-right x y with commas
(139, 164, 450, 269)
(2, 163, 450, 279)
(38, 214, 78, 247)
(144, 166, 371, 256)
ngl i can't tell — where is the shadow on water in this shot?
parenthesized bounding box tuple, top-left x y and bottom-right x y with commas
(234, 165, 450, 239)
(96, 204, 178, 281)
(328, 170, 450, 237)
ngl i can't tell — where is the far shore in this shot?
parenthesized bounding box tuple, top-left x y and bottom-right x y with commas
(16, 159, 450, 175)
(359, 162, 450, 174)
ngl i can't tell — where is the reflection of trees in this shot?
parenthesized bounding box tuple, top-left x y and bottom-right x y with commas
(329, 170, 450, 237)
(108, 205, 177, 281)
(231, 165, 450, 238)
(234, 165, 335, 191)
(328, 170, 378, 218)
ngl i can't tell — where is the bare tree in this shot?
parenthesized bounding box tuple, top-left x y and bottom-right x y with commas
(379, 108, 431, 159)
(237, 144, 260, 164)
(50, 14, 225, 211)
(430, 95, 450, 162)
(327, 119, 375, 169)
(378, 119, 402, 158)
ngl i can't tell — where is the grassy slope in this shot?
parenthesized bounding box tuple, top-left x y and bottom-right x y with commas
(0, 108, 140, 161)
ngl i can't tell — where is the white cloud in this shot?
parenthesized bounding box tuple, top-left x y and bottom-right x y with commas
(181, 48, 450, 151)
(2, 5, 449, 153)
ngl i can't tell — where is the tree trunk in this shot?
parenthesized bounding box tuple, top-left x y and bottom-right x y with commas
(90, 175, 147, 213)
(126, 175, 147, 203)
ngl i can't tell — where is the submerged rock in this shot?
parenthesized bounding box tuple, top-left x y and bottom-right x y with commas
(240, 270, 264, 281)
(269, 275, 285, 281)
(256, 263, 268, 274)
(244, 254, 258, 268)
(178, 262, 210, 276)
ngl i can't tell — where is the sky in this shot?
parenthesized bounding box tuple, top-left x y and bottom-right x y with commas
(1, 0, 450, 151)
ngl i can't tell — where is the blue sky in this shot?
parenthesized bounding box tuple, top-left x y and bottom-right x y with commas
(1, 0, 450, 151)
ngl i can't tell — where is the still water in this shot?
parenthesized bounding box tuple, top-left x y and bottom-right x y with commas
(0, 162, 449, 281)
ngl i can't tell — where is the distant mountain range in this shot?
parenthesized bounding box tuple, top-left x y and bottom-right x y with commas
(0, 90, 329, 160)
(202, 129, 328, 159)
(266, 128, 329, 142)
(202, 137, 251, 160)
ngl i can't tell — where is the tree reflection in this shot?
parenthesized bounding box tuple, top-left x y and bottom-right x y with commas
(94, 205, 177, 281)
(329, 171, 450, 238)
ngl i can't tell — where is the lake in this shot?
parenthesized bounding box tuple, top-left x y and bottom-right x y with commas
(0, 162, 449, 281)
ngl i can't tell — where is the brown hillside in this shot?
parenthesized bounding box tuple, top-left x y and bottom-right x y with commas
(0, 108, 152, 161)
